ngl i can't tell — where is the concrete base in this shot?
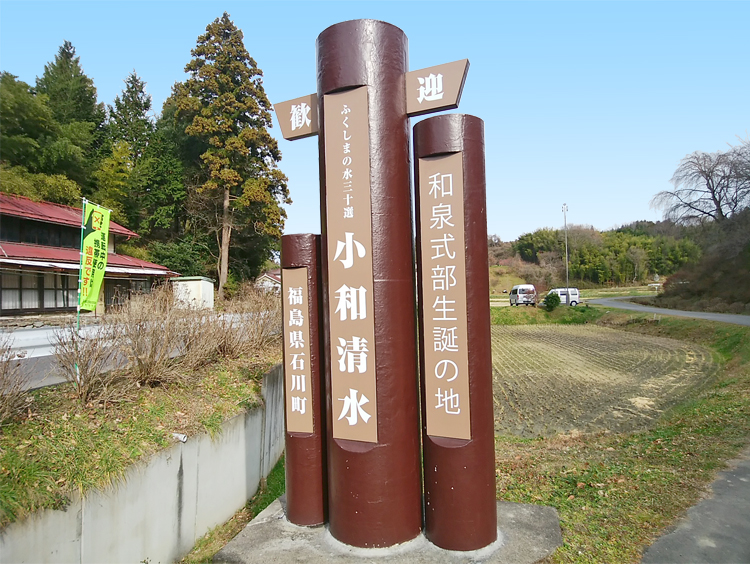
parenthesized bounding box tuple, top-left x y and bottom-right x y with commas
(214, 497, 561, 563)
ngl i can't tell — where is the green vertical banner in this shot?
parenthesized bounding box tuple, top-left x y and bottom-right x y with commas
(78, 201, 110, 311)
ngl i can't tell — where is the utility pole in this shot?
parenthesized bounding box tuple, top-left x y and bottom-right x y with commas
(562, 203, 569, 299)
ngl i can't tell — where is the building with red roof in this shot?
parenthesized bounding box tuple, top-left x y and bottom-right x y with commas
(255, 268, 281, 293)
(0, 193, 177, 315)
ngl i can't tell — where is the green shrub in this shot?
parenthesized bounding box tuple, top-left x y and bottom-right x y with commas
(543, 292, 561, 311)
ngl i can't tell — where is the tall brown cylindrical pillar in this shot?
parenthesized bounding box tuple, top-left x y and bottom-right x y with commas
(414, 114, 497, 550)
(281, 234, 327, 526)
(317, 20, 422, 547)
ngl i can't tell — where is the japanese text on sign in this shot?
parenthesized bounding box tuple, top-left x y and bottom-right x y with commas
(324, 87, 378, 443)
(418, 153, 471, 440)
(282, 268, 314, 434)
(78, 201, 110, 312)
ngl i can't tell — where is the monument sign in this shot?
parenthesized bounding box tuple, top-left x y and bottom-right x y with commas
(275, 20, 495, 551)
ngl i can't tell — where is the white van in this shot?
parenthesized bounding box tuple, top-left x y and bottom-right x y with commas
(547, 287, 580, 306)
(509, 284, 537, 306)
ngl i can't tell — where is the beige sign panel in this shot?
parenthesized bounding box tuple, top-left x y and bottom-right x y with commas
(323, 87, 378, 443)
(274, 93, 319, 140)
(406, 59, 470, 117)
(418, 152, 471, 440)
(282, 267, 314, 434)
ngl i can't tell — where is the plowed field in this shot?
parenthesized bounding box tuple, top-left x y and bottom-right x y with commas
(491, 325, 718, 437)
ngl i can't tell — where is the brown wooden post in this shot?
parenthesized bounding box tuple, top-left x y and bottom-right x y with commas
(281, 234, 327, 526)
(414, 114, 497, 550)
(316, 20, 422, 548)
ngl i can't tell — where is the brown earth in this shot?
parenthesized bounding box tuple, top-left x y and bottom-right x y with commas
(491, 325, 719, 437)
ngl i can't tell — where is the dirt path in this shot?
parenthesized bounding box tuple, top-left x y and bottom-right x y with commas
(491, 325, 718, 437)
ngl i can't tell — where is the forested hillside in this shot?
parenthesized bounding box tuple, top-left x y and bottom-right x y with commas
(488, 222, 700, 290)
(0, 13, 288, 297)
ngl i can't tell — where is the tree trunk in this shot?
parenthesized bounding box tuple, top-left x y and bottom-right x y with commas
(218, 187, 231, 300)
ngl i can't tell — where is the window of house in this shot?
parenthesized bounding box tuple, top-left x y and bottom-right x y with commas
(1, 270, 77, 313)
(132, 279, 149, 294)
(0, 216, 21, 242)
(1, 272, 21, 311)
(43, 272, 75, 308)
(60, 226, 80, 249)
(51, 273, 78, 309)
(67, 275, 78, 307)
(21, 272, 39, 309)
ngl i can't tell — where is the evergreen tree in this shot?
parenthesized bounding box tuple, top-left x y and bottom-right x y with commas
(129, 115, 187, 237)
(35, 41, 104, 126)
(0, 72, 88, 192)
(172, 12, 289, 298)
(35, 41, 107, 193)
(0, 72, 56, 169)
(110, 71, 154, 163)
(92, 141, 131, 224)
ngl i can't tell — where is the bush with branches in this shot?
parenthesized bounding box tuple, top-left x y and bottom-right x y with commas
(52, 283, 281, 404)
(543, 292, 562, 312)
(0, 333, 30, 428)
(108, 285, 187, 387)
(53, 322, 126, 405)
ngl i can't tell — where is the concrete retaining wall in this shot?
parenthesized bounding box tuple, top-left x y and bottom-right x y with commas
(0, 364, 285, 564)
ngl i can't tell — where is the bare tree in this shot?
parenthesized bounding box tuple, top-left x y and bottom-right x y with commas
(652, 143, 750, 224)
(729, 137, 750, 207)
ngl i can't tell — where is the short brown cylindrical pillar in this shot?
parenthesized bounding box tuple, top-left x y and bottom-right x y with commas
(414, 114, 497, 550)
(316, 20, 422, 547)
(281, 234, 327, 526)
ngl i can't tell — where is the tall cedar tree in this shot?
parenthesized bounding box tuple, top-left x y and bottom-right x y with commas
(129, 112, 187, 237)
(173, 13, 289, 297)
(35, 41, 102, 125)
(110, 72, 154, 164)
(35, 41, 107, 193)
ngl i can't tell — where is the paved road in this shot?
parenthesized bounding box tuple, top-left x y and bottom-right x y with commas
(589, 297, 750, 327)
(641, 446, 750, 563)
(2, 325, 71, 389)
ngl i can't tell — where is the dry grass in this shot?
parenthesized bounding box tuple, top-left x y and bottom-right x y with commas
(213, 286, 281, 359)
(491, 325, 718, 437)
(51, 285, 282, 405)
(0, 333, 30, 428)
(492, 307, 750, 563)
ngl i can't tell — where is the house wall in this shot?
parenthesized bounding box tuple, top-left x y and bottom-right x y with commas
(0, 364, 285, 564)
(173, 278, 215, 310)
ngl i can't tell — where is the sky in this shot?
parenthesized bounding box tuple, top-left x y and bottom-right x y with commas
(1, 1, 748, 242)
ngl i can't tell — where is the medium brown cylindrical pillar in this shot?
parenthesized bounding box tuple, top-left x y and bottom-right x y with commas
(414, 114, 497, 550)
(317, 20, 422, 547)
(281, 234, 327, 526)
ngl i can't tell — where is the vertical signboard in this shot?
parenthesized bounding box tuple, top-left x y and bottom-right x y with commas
(79, 201, 110, 312)
(283, 267, 314, 434)
(418, 153, 471, 440)
(323, 87, 378, 443)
